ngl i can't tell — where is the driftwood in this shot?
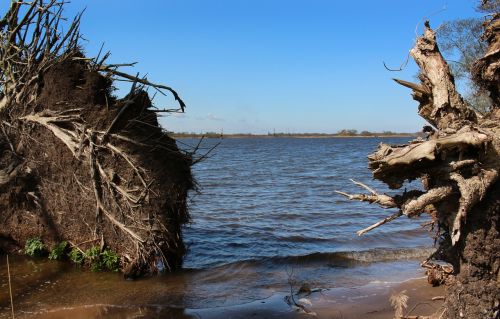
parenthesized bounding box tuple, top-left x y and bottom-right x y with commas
(336, 10, 500, 319)
(338, 20, 499, 245)
(421, 260, 454, 287)
(0, 1, 195, 275)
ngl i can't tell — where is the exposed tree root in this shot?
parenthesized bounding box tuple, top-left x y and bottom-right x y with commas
(356, 211, 403, 236)
(337, 179, 454, 235)
(336, 12, 500, 319)
(421, 260, 454, 287)
(449, 168, 498, 244)
(338, 20, 500, 245)
(402, 186, 454, 217)
(335, 179, 398, 208)
(0, 1, 194, 275)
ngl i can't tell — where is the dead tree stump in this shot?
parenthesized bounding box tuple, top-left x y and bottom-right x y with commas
(337, 14, 500, 319)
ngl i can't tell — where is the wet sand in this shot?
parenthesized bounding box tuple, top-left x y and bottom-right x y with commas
(308, 278, 445, 319)
(189, 278, 445, 319)
(17, 278, 444, 319)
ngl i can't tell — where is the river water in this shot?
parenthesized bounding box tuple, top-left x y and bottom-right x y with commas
(182, 137, 431, 268)
(0, 137, 437, 318)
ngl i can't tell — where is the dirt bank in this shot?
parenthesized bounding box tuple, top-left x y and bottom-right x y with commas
(0, 1, 193, 275)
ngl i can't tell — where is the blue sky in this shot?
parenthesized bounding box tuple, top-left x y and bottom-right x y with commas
(2, 1, 483, 133)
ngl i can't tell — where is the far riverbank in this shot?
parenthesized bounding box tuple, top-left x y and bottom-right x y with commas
(171, 133, 420, 139)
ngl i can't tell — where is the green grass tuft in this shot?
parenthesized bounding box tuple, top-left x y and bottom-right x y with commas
(25, 237, 46, 257)
(69, 248, 84, 265)
(85, 246, 103, 272)
(49, 241, 68, 260)
(83, 246, 120, 272)
(101, 249, 120, 272)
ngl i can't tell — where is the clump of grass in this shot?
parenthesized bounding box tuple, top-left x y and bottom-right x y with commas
(69, 247, 84, 265)
(24, 238, 120, 272)
(48, 241, 68, 260)
(25, 237, 46, 257)
(84, 246, 120, 272)
(85, 246, 103, 272)
(390, 290, 409, 319)
(101, 249, 120, 272)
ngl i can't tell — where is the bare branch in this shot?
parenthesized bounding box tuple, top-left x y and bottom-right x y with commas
(98, 66, 186, 112)
(383, 52, 410, 71)
(357, 211, 403, 236)
(349, 178, 377, 195)
(335, 179, 397, 208)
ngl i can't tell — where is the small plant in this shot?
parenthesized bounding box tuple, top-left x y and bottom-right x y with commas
(85, 246, 104, 272)
(69, 247, 84, 265)
(101, 249, 120, 272)
(49, 241, 68, 260)
(84, 246, 101, 260)
(25, 237, 46, 257)
(69, 245, 120, 271)
(390, 290, 409, 319)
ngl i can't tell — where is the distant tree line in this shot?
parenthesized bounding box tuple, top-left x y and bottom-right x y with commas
(335, 129, 415, 136)
(170, 130, 419, 138)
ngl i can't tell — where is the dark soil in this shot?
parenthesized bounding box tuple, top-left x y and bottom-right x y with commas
(443, 181, 500, 319)
(0, 58, 193, 275)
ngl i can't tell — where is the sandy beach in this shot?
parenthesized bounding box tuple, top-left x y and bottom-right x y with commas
(21, 278, 444, 319)
(190, 278, 445, 319)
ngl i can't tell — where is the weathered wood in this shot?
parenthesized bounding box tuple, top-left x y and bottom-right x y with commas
(402, 186, 454, 217)
(368, 127, 491, 188)
(356, 211, 402, 236)
(407, 21, 478, 130)
(472, 13, 500, 107)
(335, 179, 397, 208)
(449, 168, 498, 244)
(355, 22, 500, 246)
(337, 14, 500, 318)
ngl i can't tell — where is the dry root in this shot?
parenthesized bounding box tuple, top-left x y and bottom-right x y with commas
(337, 179, 453, 236)
(337, 21, 500, 248)
(449, 168, 498, 244)
(337, 13, 500, 319)
(421, 260, 454, 287)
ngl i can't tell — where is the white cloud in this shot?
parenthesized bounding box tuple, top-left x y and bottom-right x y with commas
(171, 112, 187, 118)
(206, 113, 224, 121)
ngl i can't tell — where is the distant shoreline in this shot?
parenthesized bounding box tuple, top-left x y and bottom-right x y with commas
(171, 133, 419, 139)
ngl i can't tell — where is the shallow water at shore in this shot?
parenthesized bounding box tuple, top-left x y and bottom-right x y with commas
(0, 254, 439, 318)
(0, 137, 440, 318)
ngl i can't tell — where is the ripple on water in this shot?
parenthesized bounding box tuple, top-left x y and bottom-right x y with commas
(0, 137, 436, 318)
(181, 137, 433, 269)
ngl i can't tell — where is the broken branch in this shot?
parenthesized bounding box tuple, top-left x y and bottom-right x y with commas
(357, 211, 403, 236)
